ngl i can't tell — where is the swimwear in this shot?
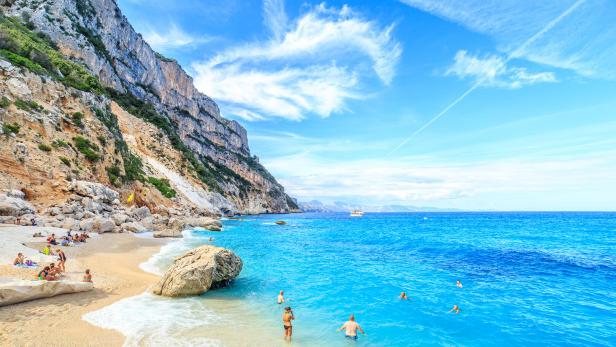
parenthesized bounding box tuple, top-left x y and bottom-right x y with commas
(284, 325, 292, 330)
(345, 335, 358, 341)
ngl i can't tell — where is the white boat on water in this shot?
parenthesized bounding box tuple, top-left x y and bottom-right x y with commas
(350, 210, 364, 217)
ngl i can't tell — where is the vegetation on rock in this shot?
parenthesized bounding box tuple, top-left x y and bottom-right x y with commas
(147, 176, 177, 198)
(73, 136, 100, 161)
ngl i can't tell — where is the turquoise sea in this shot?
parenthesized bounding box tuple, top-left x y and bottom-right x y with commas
(85, 212, 616, 346)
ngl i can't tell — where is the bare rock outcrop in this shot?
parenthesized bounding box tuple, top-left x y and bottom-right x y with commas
(152, 245, 242, 297)
(0, 279, 94, 307)
(0, 191, 35, 216)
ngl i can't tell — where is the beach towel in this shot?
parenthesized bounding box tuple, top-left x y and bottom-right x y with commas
(13, 263, 38, 269)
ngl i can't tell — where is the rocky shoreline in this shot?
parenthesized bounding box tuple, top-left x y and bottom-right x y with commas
(0, 180, 222, 237)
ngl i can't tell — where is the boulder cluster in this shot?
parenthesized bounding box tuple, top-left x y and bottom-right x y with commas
(0, 181, 222, 236)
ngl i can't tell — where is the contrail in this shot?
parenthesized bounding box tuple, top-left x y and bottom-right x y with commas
(389, 0, 587, 155)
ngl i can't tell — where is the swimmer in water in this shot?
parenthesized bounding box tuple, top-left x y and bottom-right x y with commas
(399, 291, 408, 300)
(449, 305, 460, 314)
(456, 280, 463, 288)
(277, 290, 285, 304)
(337, 314, 365, 340)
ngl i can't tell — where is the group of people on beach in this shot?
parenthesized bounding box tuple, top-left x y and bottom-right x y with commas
(46, 232, 88, 246)
(276, 279, 464, 342)
(11, 231, 93, 283)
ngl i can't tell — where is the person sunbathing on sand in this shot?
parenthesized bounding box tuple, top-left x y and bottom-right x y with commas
(47, 233, 57, 245)
(49, 263, 61, 277)
(37, 266, 55, 281)
(41, 245, 54, 256)
(83, 269, 92, 283)
(13, 253, 25, 265)
(277, 290, 285, 304)
(456, 280, 463, 288)
(337, 314, 365, 340)
(449, 305, 460, 314)
(400, 291, 408, 300)
(56, 249, 66, 272)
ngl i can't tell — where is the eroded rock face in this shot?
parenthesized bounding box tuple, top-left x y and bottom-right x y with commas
(0, 192, 35, 216)
(1, 0, 299, 214)
(69, 181, 119, 204)
(152, 245, 242, 297)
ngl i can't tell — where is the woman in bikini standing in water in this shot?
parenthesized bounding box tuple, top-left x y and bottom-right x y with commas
(282, 306, 295, 341)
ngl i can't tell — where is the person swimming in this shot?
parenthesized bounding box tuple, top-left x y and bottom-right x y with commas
(277, 290, 285, 304)
(282, 306, 295, 341)
(400, 291, 408, 300)
(337, 314, 365, 340)
(449, 305, 460, 314)
(456, 280, 463, 288)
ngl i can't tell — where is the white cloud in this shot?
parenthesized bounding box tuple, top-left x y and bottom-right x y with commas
(266, 151, 616, 208)
(263, 0, 287, 40)
(143, 24, 211, 51)
(446, 50, 556, 88)
(192, 2, 401, 121)
(399, 0, 616, 79)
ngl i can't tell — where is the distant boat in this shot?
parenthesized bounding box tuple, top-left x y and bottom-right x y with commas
(350, 210, 364, 217)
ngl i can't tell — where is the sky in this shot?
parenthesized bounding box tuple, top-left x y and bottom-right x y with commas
(117, 0, 616, 211)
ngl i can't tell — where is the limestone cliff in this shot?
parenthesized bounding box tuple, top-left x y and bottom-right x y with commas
(0, 0, 298, 214)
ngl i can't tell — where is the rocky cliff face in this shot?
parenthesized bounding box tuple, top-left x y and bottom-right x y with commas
(0, 0, 298, 214)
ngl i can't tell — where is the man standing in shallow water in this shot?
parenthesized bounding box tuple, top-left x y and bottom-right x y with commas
(277, 290, 285, 304)
(337, 314, 365, 340)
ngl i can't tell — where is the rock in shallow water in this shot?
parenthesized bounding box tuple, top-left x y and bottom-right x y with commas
(152, 245, 243, 297)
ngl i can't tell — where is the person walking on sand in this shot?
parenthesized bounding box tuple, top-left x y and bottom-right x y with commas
(282, 306, 295, 341)
(56, 249, 66, 272)
(337, 314, 365, 341)
(278, 290, 285, 304)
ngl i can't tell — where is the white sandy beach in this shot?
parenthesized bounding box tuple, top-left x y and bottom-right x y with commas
(0, 225, 165, 346)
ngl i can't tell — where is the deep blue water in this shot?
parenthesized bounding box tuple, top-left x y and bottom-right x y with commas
(204, 212, 616, 346)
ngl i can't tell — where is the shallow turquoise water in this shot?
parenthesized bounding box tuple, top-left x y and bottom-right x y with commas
(208, 212, 616, 346)
(86, 212, 616, 346)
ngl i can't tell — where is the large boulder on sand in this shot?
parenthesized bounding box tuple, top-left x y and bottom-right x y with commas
(152, 245, 242, 297)
(121, 221, 145, 233)
(69, 181, 119, 203)
(0, 279, 94, 307)
(0, 192, 35, 216)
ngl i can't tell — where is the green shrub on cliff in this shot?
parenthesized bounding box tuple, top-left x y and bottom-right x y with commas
(147, 176, 176, 199)
(0, 96, 10, 109)
(38, 143, 52, 152)
(14, 98, 42, 112)
(73, 136, 100, 161)
(71, 112, 84, 128)
(2, 122, 20, 134)
(52, 139, 68, 148)
(59, 156, 71, 166)
(0, 13, 104, 94)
